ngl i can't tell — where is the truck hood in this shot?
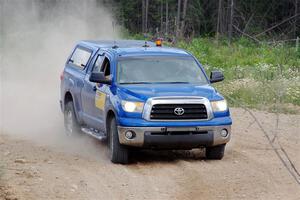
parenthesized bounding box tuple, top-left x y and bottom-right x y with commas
(117, 84, 223, 102)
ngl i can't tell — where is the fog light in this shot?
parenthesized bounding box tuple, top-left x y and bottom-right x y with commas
(125, 131, 135, 139)
(220, 129, 228, 137)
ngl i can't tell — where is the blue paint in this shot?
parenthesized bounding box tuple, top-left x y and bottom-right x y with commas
(60, 40, 232, 133)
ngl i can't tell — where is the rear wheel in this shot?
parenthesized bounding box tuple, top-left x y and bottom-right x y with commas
(206, 144, 225, 160)
(109, 118, 129, 164)
(64, 101, 80, 136)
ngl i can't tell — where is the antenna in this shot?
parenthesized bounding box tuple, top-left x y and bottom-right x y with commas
(112, 21, 118, 49)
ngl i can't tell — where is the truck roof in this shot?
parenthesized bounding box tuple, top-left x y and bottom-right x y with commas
(80, 40, 190, 57)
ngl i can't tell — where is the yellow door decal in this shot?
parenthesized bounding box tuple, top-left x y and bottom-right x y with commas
(95, 91, 106, 110)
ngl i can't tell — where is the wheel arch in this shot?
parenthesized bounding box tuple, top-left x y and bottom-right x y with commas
(106, 109, 117, 136)
(63, 91, 82, 124)
(64, 91, 73, 105)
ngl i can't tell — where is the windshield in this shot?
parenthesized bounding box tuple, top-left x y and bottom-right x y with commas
(117, 57, 208, 84)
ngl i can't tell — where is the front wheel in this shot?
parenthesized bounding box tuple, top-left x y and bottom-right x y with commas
(206, 144, 225, 160)
(109, 118, 129, 164)
(64, 101, 81, 136)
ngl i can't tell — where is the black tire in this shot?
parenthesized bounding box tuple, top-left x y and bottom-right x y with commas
(206, 144, 225, 160)
(109, 118, 129, 164)
(64, 101, 81, 136)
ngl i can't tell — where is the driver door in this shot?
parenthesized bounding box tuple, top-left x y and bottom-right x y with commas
(81, 53, 106, 130)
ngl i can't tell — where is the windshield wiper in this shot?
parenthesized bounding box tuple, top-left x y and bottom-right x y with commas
(120, 81, 191, 84)
(152, 81, 190, 84)
(120, 82, 153, 84)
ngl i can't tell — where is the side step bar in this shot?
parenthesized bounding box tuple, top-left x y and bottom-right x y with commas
(81, 127, 107, 141)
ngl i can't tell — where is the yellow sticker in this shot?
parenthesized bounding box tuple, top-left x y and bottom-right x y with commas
(95, 91, 106, 110)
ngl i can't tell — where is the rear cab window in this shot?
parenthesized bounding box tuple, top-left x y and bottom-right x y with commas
(68, 46, 92, 70)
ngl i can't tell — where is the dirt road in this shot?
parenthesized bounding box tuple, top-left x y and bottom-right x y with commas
(0, 108, 299, 200)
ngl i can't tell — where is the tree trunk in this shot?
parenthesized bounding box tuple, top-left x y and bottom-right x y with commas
(160, 0, 163, 34)
(145, 0, 149, 33)
(228, 0, 234, 42)
(165, 0, 169, 35)
(180, 0, 188, 38)
(216, 0, 222, 40)
(142, 0, 145, 33)
(225, 0, 230, 34)
(176, 0, 182, 38)
(294, 0, 298, 38)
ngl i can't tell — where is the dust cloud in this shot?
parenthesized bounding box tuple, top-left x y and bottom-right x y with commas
(0, 0, 118, 158)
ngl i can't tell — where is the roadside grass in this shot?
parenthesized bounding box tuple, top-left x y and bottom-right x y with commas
(177, 37, 300, 71)
(177, 37, 300, 114)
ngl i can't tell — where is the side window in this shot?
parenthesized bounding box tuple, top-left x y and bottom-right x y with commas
(69, 47, 92, 69)
(100, 58, 111, 77)
(92, 55, 104, 73)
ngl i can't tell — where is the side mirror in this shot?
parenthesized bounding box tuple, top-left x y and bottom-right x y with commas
(210, 71, 224, 83)
(89, 72, 112, 85)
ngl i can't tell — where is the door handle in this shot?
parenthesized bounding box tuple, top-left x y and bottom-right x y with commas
(93, 86, 97, 91)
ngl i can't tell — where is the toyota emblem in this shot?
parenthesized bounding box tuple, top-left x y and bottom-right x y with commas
(174, 107, 184, 116)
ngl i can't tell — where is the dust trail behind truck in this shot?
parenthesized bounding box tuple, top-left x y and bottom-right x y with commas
(0, 0, 119, 156)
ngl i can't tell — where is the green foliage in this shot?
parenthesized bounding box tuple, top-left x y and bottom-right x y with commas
(177, 37, 300, 71)
(177, 37, 300, 113)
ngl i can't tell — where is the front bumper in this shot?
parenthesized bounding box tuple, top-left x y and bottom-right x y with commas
(118, 125, 231, 149)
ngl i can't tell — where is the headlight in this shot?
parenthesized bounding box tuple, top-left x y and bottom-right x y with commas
(121, 100, 144, 112)
(211, 100, 228, 112)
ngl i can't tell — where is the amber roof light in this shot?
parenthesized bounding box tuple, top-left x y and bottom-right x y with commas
(155, 39, 162, 47)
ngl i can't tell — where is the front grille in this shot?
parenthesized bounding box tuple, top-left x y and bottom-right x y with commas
(150, 104, 208, 120)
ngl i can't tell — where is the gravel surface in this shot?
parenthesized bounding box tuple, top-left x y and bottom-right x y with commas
(0, 108, 299, 200)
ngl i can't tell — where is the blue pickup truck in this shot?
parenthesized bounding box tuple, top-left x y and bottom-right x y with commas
(60, 40, 232, 164)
